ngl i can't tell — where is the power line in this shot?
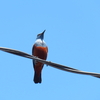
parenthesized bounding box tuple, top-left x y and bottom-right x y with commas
(0, 47, 100, 78)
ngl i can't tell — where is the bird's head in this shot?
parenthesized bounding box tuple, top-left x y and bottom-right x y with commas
(36, 30, 46, 40)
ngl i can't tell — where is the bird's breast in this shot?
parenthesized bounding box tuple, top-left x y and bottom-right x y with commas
(33, 44, 48, 60)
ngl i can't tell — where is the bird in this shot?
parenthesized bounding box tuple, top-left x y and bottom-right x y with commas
(32, 30, 48, 83)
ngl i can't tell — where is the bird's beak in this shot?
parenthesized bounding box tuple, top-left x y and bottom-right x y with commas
(40, 30, 46, 41)
(41, 30, 46, 35)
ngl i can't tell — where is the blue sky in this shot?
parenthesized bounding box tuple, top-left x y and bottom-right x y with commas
(0, 0, 100, 100)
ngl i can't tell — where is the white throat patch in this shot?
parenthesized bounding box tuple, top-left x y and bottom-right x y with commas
(34, 39, 47, 47)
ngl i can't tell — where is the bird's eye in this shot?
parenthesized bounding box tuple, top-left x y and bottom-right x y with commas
(37, 34, 41, 37)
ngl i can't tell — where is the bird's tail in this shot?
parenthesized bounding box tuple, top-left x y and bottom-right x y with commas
(34, 72, 41, 83)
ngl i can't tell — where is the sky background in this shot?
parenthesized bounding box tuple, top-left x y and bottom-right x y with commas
(0, 0, 100, 100)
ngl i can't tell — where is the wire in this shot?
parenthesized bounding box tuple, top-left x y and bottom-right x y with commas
(0, 47, 100, 78)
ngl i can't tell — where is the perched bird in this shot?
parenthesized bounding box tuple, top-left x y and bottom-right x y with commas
(32, 30, 48, 83)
